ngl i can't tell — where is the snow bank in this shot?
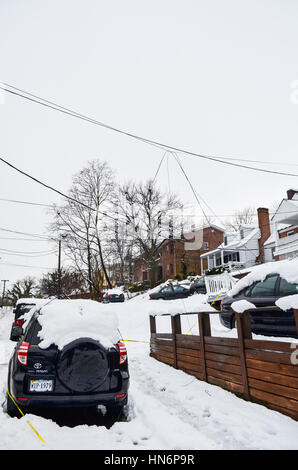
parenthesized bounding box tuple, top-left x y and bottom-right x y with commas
(231, 300, 256, 313)
(276, 294, 298, 311)
(27, 299, 119, 350)
(145, 294, 215, 317)
(228, 259, 298, 297)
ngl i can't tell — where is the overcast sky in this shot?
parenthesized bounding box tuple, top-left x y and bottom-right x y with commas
(1, 0, 298, 289)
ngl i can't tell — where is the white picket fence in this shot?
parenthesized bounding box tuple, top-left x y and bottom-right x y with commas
(205, 273, 238, 302)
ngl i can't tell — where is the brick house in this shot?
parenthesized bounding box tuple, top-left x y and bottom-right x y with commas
(200, 208, 272, 272)
(133, 225, 224, 283)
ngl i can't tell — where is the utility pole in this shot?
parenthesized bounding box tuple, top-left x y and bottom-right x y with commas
(57, 239, 62, 299)
(1, 279, 9, 308)
(57, 234, 67, 299)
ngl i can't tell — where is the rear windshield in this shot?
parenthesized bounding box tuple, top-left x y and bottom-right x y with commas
(26, 318, 42, 345)
(16, 304, 36, 319)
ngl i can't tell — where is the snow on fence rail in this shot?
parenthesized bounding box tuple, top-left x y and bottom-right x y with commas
(149, 308, 298, 421)
(205, 273, 237, 302)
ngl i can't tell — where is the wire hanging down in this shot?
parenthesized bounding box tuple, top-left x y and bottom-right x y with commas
(1, 83, 298, 178)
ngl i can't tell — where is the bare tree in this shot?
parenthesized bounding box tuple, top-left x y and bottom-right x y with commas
(223, 206, 256, 232)
(115, 179, 182, 286)
(51, 160, 115, 297)
(6, 277, 39, 303)
(39, 268, 86, 298)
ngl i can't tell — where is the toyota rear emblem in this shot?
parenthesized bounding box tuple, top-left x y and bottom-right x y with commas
(34, 362, 42, 369)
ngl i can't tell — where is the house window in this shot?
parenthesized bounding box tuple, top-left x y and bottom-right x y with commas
(224, 236, 228, 245)
(170, 264, 174, 274)
(223, 252, 240, 263)
(203, 241, 209, 250)
(240, 229, 244, 239)
(287, 230, 295, 237)
(170, 243, 174, 254)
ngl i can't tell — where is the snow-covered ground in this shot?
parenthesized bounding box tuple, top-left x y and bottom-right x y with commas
(0, 296, 297, 450)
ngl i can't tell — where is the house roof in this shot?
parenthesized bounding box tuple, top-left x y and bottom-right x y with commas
(271, 199, 298, 224)
(201, 227, 260, 258)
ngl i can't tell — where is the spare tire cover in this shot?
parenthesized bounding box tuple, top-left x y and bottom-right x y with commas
(57, 339, 109, 393)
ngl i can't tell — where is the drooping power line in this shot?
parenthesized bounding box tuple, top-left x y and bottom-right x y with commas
(1, 82, 298, 178)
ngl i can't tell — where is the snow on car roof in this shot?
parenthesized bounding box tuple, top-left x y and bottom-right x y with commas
(16, 297, 42, 305)
(228, 259, 298, 297)
(105, 288, 124, 295)
(147, 293, 215, 316)
(24, 299, 119, 350)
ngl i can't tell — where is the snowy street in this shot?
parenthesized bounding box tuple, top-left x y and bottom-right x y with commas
(0, 298, 298, 451)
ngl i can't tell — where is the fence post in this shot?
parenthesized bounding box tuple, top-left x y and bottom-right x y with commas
(235, 311, 251, 400)
(149, 315, 156, 335)
(198, 312, 211, 382)
(171, 314, 181, 369)
(149, 315, 156, 357)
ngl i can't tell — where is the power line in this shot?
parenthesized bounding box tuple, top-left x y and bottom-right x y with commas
(0, 237, 50, 241)
(0, 156, 96, 213)
(0, 249, 57, 258)
(152, 151, 167, 183)
(0, 226, 51, 240)
(0, 155, 133, 226)
(0, 197, 52, 208)
(0, 262, 53, 270)
(2, 82, 298, 178)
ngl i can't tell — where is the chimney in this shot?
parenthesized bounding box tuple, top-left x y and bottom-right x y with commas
(257, 207, 270, 264)
(287, 189, 298, 200)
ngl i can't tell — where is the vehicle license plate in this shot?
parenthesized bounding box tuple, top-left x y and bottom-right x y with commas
(29, 379, 53, 392)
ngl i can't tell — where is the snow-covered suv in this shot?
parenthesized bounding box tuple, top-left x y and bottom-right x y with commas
(6, 299, 129, 418)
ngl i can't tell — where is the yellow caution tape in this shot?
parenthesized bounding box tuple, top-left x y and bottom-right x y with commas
(121, 339, 150, 343)
(7, 389, 46, 444)
(185, 291, 223, 335)
(123, 291, 223, 340)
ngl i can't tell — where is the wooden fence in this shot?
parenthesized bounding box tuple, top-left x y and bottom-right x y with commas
(149, 308, 298, 420)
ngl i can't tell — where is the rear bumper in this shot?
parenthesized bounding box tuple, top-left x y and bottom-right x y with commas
(12, 388, 129, 410)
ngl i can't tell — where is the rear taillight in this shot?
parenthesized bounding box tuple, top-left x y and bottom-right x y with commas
(117, 342, 127, 365)
(109, 295, 113, 299)
(14, 319, 24, 327)
(17, 342, 30, 366)
(220, 300, 223, 309)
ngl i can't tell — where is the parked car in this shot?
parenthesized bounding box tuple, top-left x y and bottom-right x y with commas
(220, 272, 298, 338)
(189, 277, 207, 295)
(5, 300, 129, 419)
(10, 298, 40, 342)
(102, 289, 125, 303)
(149, 283, 192, 300)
